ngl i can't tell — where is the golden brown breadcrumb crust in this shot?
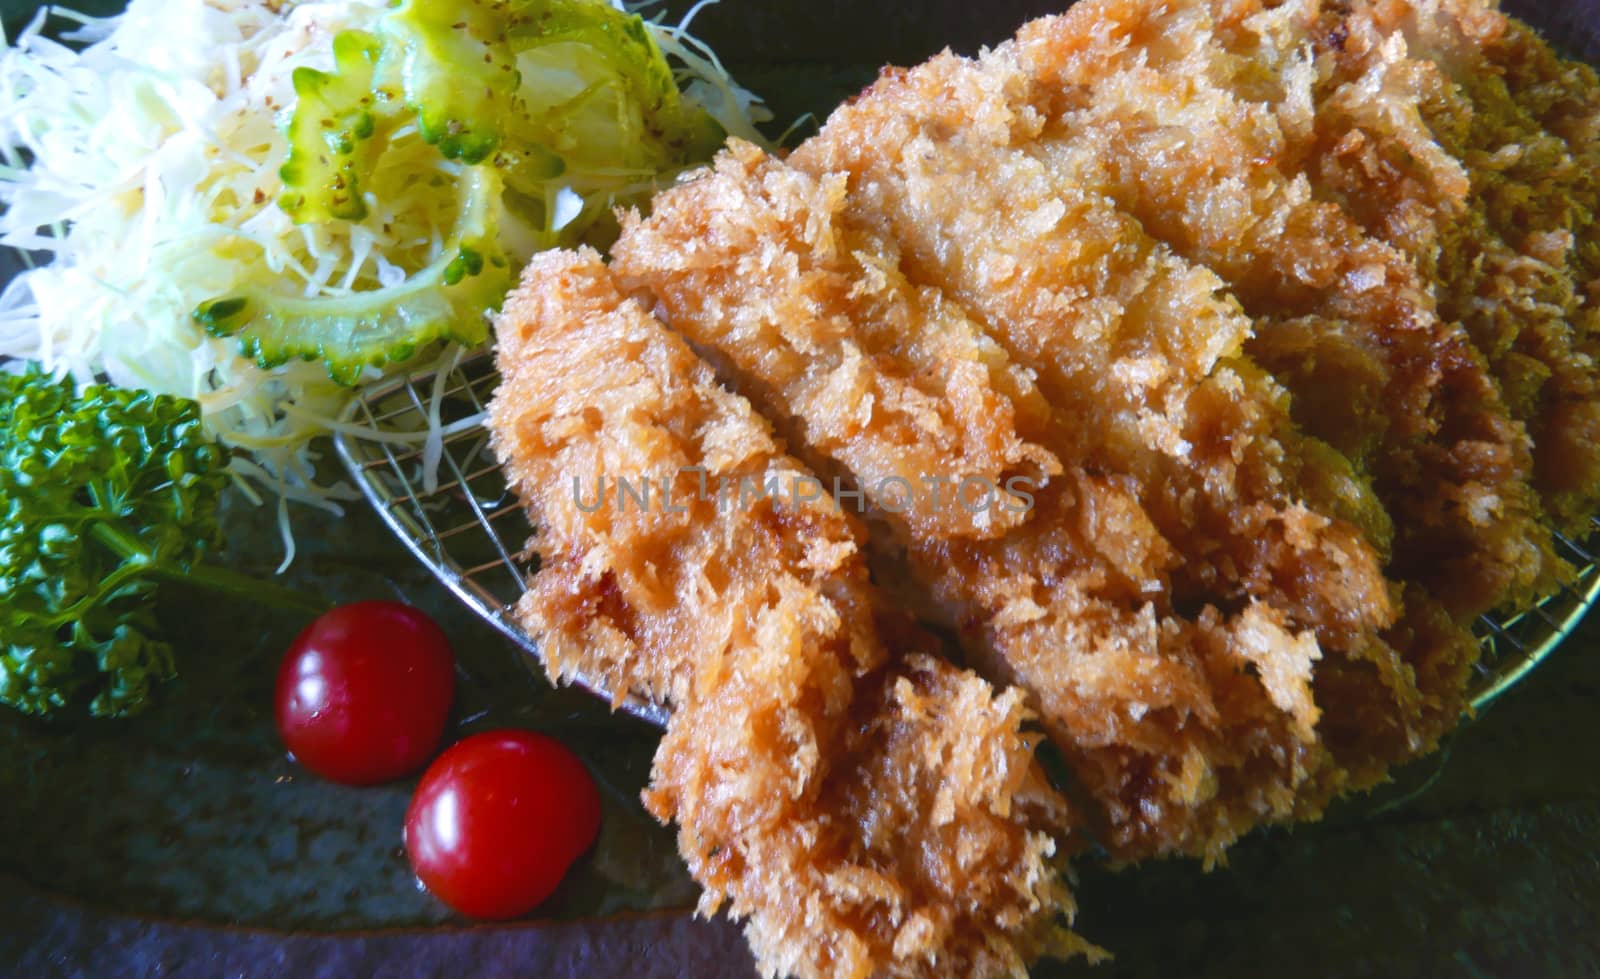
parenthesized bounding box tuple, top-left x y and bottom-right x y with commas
(597, 155, 1059, 544)
(608, 0, 1585, 865)
(489, 249, 1094, 979)
(1012, 0, 1564, 619)
(613, 141, 1423, 862)
(484, 0, 1598, 975)
(1292, 0, 1600, 535)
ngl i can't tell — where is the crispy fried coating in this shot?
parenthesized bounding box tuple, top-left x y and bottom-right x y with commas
(1290, 0, 1600, 534)
(612, 141, 1423, 862)
(783, 49, 1396, 643)
(1011, 0, 1563, 618)
(650, 650, 1096, 979)
(486, 0, 1593, 970)
(612, 150, 1058, 543)
(488, 249, 1091, 979)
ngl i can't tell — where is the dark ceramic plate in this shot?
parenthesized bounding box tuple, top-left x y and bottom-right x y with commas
(3, 2, 1600, 978)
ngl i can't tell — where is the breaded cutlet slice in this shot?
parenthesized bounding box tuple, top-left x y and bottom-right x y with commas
(784, 59, 1398, 646)
(487, 248, 1091, 979)
(1010, 0, 1563, 617)
(786, 2, 1487, 837)
(612, 142, 1418, 862)
(594, 152, 1059, 544)
(1289, 0, 1600, 536)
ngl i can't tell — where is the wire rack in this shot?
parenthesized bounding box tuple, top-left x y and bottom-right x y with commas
(335, 351, 1600, 726)
(331, 351, 669, 728)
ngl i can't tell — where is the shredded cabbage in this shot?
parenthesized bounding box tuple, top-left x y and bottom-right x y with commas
(0, 0, 767, 553)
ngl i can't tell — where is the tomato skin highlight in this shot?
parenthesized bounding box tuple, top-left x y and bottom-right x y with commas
(404, 729, 602, 920)
(274, 601, 456, 786)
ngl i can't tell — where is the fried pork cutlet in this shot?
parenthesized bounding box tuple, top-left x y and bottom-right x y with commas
(1009, 0, 1564, 619)
(1289, 0, 1600, 535)
(487, 0, 1594, 973)
(487, 249, 1093, 979)
(611, 142, 1434, 862)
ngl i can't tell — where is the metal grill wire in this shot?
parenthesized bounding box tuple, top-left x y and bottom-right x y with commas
(331, 353, 669, 727)
(335, 352, 1600, 726)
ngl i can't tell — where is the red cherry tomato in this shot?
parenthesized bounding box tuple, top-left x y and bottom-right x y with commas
(404, 729, 602, 920)
(274, 601, 456, 786)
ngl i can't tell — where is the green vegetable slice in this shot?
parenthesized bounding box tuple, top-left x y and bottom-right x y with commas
(379, 0, 723, 167)
(377, 0, 513, 164)
(278, 30, 388, 223)
(198, 168, 511, 385)
(217, 0, 733, 384)
(502, 0, 725, 171)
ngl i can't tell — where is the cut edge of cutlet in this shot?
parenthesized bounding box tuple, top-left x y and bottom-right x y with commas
(609, 144, 1066, 547)
(487, 247, 1098, 979)
(613, 134, 1409, 862)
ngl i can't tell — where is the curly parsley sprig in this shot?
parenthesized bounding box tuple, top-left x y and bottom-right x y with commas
(0, 366, 327, 718)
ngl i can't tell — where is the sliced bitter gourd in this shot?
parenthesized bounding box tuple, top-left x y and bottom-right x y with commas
(208, 0, 734, 385)
(376, 0, 521, 164)
(504, 0, 725, 169)
(277, 31, 389, 223)
(377, 0, 724, 171)
(197, 169, 510, 385)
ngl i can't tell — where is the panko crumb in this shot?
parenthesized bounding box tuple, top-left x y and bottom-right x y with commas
(485, 0, 1598, 972)
(488, 249, 1094, 978)
(617, 130, 1408, 861)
